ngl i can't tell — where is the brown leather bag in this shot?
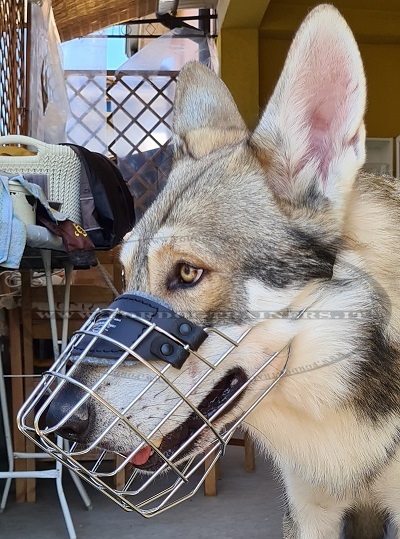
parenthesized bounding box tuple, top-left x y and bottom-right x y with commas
(37, 206, 97, 269)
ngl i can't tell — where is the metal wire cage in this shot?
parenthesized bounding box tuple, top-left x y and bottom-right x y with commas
(17, 296, 291, 517)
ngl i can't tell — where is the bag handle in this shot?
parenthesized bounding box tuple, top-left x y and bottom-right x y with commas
(0, 135, 49, 154)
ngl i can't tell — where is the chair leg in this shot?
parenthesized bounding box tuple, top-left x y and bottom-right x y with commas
(203, 451, 218, 496)
(115, 455, 126, 491)
(0, 347, 14, 512)
(203, 433, 255, 496)
(56, 461, 77, 539)
(21, 271, 36, 502)
(68, 469, 93, 510)
(244, 432, 255, 472)
(216, 457, 222, 480)
(0, 478, 12, 514)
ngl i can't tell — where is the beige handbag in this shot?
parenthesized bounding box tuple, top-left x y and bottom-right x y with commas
(0, 135, 82, 224)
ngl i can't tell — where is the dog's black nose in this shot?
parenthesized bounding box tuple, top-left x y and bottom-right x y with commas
(46, 384, 89, 442)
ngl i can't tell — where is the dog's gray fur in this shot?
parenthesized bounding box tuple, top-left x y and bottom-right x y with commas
(59, 5, 400, 538)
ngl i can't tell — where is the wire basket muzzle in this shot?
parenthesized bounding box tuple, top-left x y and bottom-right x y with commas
(17, 292, 289, 516)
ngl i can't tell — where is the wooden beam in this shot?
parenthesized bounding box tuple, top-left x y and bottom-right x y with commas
(218, 0, 271, 29)
(217, 1, 272, 128)
(218, 27, 260, 128)
(260, 3, 400, 44)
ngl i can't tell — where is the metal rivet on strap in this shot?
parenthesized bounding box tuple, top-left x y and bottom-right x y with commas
(160, 343, 174, 356)
(179, 323, 192, 336)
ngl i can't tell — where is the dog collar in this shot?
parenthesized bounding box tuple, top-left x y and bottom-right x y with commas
(71, 293, 209, 369)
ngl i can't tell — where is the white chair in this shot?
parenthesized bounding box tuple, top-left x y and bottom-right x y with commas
(0, 251, 92, 539)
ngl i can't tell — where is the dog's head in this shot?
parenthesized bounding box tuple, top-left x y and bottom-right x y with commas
(45, 5, 367, 471)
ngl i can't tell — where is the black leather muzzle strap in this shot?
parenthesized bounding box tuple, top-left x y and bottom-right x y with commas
(71, 293, 208, 369)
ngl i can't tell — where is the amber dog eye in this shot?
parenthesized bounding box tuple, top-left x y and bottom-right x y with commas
(178, 263, 203, 285)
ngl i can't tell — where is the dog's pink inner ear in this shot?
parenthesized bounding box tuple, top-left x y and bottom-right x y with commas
(252, 5, 366, 202)
(304, 57, 362, 181)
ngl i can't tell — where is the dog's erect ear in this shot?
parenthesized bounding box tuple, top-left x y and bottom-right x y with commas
(251, 5, 366, 214)
(173, 61, 248, 159)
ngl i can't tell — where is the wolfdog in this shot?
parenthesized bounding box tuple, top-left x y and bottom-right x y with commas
(43, 4, 400, 538)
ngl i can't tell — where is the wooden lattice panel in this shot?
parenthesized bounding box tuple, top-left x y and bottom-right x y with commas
(107, 71, 177, 218)
(0, 0, 26, 136)
(65, 70, 177, 219)
(65, 71, 108, 154)
(107, 71, 176, 157)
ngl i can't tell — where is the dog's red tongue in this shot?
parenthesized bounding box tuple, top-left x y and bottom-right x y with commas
(129, 446, 152, 466)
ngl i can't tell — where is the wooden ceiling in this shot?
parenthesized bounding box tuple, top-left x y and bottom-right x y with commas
(52, 0, 217, 42)
(52, 0, 157, 41)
